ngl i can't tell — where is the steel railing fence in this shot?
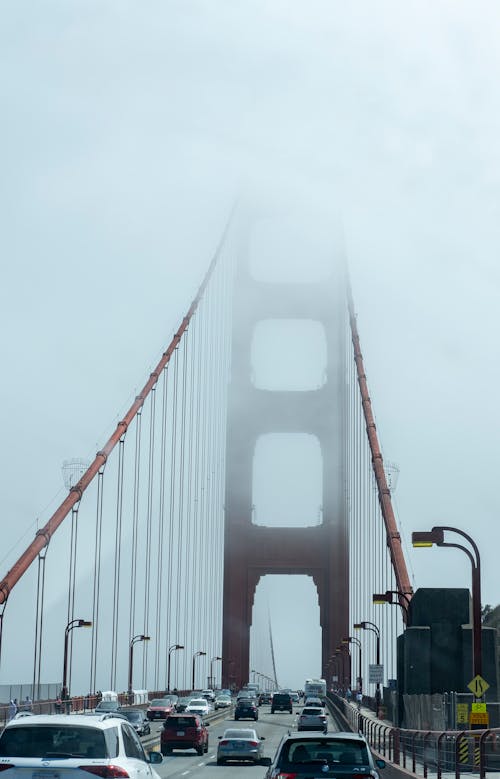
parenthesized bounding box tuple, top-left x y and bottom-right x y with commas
(330, 692, 500, 779)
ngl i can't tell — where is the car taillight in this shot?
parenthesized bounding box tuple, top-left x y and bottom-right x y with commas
(79, 766, 129, 778)
(219, 740, 229, 746)
(248, 741, 259, 747)
(0, 765, 14, 772)
(276, 774, 297, 779)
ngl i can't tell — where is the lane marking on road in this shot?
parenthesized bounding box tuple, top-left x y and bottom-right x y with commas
(181, 772, 189, 776)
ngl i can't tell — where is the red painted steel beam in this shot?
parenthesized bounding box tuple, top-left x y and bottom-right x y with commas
(347, 284, 413, 607)
(0, 213, 233, 606)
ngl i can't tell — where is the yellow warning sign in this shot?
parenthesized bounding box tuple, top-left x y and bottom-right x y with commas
(469, 711, 489, 726)
(467, 675, 490, 697)
(457, 703, 469, 723)
(472, 703, 487, 713)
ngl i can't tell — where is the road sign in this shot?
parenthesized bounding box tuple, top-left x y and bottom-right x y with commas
(467, 675, 490, 697)
(369, 664, 384, 683)
(456, 703, 469, 724)
(471, 703, 487, 713)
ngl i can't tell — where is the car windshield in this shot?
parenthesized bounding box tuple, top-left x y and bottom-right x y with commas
(0, 725, 109, 759)
(150, 699, 169, 706)
(284, 738, 370, 765)
(224, 729, 255, 739)
(188, 699, 206, 706)
(302, 708, 323, 715)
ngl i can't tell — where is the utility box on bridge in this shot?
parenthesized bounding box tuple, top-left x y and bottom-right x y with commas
(397, 588, 499, 727)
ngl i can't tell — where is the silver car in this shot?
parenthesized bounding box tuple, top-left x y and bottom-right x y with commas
(297, 706, 328, 732)
(217, 727, 266, 765)
(214, 695, 232, 710)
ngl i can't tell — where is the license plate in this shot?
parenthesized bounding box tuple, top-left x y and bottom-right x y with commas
(176, 731, 185, 736)
(33, 773, 59, 779)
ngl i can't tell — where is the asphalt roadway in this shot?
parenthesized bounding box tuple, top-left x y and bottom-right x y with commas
(141, 702, 417, 779)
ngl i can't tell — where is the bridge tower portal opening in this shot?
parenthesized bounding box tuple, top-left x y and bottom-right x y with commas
(249, 574, 321, 690)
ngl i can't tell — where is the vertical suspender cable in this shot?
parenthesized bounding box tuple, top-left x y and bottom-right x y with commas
(129, 410, 142, 644)
(142, 385, 157, 686)
(204, 282, 215, 662)
(155, 368, 169, 689)
(199, 292, 211, 662)
(212, 262, 225, 662)
(90, 468, 105, 694)
(66, 503, 79, 694)
(175, 333, 189, 684)
(32, 537, 49, 700)
(190, 308, 203, 674)
(110, 436, 125, 690)
(167, 350, 179, 685)
(182, 322, 197, 685)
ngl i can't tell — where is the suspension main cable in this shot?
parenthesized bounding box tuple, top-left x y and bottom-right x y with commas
(0, 212, 234, 606)
(346, 283, 413, 603)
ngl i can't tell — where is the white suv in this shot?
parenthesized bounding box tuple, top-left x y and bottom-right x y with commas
(0, 713, 163, 779)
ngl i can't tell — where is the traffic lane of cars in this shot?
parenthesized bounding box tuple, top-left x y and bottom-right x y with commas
(153, 707, 291, 779)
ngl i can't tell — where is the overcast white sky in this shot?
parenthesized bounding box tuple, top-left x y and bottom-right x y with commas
(2, 1, 500, 690)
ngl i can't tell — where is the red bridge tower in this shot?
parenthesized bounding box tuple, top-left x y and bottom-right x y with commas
(221, 220, 349, 690)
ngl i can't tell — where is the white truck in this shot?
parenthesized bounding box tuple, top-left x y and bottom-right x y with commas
(304, 678, 327, 698)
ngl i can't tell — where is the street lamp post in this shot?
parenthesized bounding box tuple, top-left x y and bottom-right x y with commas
(412, 526, 483, 684)
(210, 656, 222, 689)
(192, 650, 206, 691)
(128, 634, 150, 702)
(62, 619, 92, 703)
(343, 636, 362, 692)
(354, 621, 381, 710)
(372, 591, 411, 623)
(166, 644, 184, 692)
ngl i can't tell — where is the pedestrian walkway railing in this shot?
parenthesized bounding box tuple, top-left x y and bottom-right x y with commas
(0, 688, 201, 728)
(330, 694, 500, 779)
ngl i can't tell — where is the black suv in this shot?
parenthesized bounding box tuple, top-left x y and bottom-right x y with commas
(271, 692, 292, 713)
(264, 731, 386, 779)
(234, 697, 258, 721)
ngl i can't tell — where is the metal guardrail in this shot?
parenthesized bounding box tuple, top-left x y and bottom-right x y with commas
(330, 693, 500, 779)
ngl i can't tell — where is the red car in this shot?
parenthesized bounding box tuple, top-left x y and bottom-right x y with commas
(147, 697, 175, 720)
(161, 713, 209, 755)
